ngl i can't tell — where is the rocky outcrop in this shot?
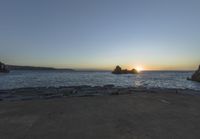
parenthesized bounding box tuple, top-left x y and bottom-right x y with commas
(189, 65, 200, 82)
(112, 66, 138, 74)
(0, 62, 9, 73)
(0, 85, 199, 101)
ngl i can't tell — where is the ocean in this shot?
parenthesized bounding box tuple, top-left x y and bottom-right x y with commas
(0, 70, 200, 91)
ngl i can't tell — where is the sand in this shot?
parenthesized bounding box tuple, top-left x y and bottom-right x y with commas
(0, 91, 200, 139)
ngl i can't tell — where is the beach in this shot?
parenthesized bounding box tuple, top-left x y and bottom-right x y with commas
(0, 87, 200, 139)
(1, 0, 200, 138)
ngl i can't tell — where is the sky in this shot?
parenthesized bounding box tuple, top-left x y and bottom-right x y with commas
(0, 0, 200, 70)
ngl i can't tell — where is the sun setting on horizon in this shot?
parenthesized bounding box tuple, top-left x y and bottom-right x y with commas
(126, 65, 145, 72)
(135, 66, 144, 72)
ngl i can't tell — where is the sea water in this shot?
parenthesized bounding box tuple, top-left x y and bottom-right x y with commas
(0, 70, 200, 91)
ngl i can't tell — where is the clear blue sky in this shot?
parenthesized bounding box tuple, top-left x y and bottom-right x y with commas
(0, 0, 200, 70)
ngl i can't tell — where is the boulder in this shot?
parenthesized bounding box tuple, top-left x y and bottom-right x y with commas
(0, 62, 9, 73)
(188, 65, 200, 82)
(112, 65, 122, 74)
(112, 66, 138, 74)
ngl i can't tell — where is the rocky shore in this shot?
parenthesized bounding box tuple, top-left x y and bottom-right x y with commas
(0, 85, 199, 101)
(0, 62, 9, 73)
(189, 65, 200, 82)
(0, 86, 200, 139)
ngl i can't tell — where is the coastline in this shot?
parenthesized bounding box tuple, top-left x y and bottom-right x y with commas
(0, 87, 200, 138)
(0, 85, 199, 102)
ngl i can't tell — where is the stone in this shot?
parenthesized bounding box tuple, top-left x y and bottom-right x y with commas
(0, 62, 9, 73)
(188, 65, 200, 82)
(112, 66, 138, 74)
(112, 65, 122, 74)
(103, 84, 115, 88)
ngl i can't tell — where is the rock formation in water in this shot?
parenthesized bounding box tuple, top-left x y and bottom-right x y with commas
(189, 65, 200, 82)
(0, 62, 9, 73)
(112, 65, 138, 74)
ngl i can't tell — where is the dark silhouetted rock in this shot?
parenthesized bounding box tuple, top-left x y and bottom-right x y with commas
(104, 84, 115, 88)
(189, 65, 200, 82)
(0, 62, 9, 73)
(112, 65, 122, 74)
(131, 69, 138, 74)
(112, 66, 138, 74)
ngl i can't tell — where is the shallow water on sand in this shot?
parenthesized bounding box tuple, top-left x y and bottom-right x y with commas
(0, 70, 200, 90)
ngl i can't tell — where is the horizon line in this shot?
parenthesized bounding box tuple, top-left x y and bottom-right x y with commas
(6, 64, 196, 72)
(1, 61, 198, 71)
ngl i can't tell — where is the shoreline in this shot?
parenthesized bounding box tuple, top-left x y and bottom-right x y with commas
(0, 88, 200, 138)
(0, 85, 199, 102)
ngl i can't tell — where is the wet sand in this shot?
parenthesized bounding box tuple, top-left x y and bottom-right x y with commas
(0, 90, 200, 139)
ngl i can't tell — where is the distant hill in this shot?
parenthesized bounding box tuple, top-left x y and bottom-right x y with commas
(7, 65, 75, 71)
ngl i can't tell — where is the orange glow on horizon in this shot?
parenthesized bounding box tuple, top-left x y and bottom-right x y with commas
(135, 66, 144, 72)
(127, 65, 145, 72)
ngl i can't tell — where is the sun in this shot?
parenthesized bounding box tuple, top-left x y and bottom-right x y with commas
(136, 66, 144, 72)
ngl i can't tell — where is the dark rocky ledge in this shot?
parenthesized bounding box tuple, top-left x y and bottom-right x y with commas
(0, 85, 199, 101)
(188, 65, 200, 82)
(0, 62, 9, 73)
(112, 65, 138, 74)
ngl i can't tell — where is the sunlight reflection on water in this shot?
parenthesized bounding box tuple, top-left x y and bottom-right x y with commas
(0, 70, 200, 91)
